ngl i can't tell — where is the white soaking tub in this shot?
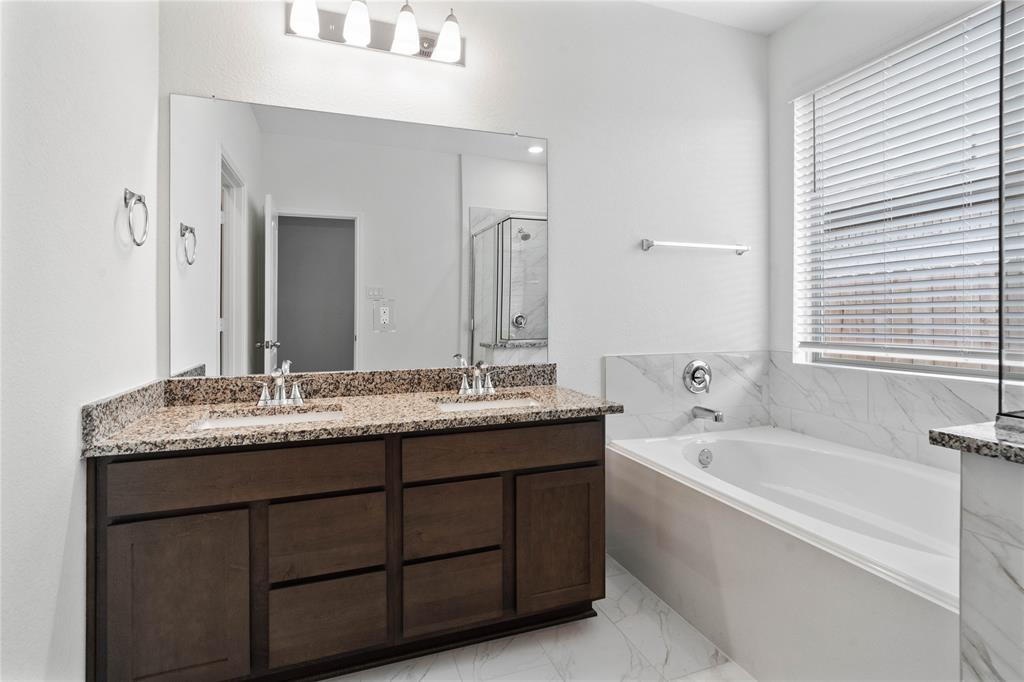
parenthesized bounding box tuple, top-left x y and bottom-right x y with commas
(606, 426, 959, 682)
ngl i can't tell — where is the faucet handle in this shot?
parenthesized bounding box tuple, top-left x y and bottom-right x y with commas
(255, 382, 271, 407)
(289, 381, 304, 406)
(482, 372, 496, 395)
(453, 353, 468, 368)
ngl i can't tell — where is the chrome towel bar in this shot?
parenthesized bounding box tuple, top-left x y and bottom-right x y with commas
(124, 188, 149, 246)
(180, 223, 197, 265)
(640, 239, 749, 255)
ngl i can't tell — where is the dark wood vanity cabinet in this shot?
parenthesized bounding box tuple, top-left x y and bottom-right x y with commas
(88, 418, 605, 682)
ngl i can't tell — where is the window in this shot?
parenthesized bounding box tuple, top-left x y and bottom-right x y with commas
(793, 3, 1002, 376)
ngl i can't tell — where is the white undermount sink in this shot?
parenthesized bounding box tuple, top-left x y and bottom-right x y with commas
(436, 397, 541, 413)
(191, 411, 345, 430)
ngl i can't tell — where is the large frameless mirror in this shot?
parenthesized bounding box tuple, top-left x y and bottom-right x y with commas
(168, 95, 547, 377)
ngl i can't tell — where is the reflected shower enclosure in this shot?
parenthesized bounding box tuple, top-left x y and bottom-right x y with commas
(471, 212, 548, 365)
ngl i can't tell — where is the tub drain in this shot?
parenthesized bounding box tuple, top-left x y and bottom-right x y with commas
(698, 448, 713, 468)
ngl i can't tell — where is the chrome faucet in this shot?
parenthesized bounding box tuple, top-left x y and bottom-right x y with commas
(257, 359, 303, 407)
(452, 354, 496, 396)
(691, 405, 724, 423)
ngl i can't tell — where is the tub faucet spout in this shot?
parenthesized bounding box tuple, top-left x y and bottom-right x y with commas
(692, 406, 724, 423)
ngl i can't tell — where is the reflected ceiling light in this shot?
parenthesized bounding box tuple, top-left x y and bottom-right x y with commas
(391, 2, 420, 56)
(528, 145, 544, 154)
(343, 0, 372, 47)
(432, 9, 462, 63)
(289, 0, 320, 38)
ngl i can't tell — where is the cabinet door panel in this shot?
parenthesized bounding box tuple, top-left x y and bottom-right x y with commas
(516, 467, 604, 614)
(106, 511, 250, 682)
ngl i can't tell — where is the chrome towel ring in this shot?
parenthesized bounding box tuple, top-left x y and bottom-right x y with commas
(180, 223, 197, 265)
(123, 188, 149, 246)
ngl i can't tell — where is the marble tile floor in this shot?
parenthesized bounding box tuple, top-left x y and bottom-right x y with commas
(332, 556, 755, 682)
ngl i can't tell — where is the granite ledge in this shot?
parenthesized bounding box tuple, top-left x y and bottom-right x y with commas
(929, 422, 1024, 465)
(83, 385, 623, 458)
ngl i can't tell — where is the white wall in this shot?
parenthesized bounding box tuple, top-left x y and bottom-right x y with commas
(0, 3, 159, 679)
(158, 0, 770, 394)
(262, 132, 461, 369)
(169, 96, 263, 376)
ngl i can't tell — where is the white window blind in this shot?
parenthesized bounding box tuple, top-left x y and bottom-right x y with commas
(794, 3, 1003, 375)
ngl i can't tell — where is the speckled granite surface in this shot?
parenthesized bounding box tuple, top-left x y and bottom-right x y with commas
(81, 365, 557, 449)
(83, 385, 621, 458)
(929, 422, 1024, 465)
(163, 363, 556, 406)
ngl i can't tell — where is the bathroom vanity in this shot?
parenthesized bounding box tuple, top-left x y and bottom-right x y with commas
(82, 366, 620, 682)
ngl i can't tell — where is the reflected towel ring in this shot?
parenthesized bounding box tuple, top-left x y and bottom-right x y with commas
(180, 223, 197, 265)
(124, 188, 149, 246)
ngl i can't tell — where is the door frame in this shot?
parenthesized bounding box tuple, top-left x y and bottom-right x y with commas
(220, 152, 248, 376)
(276, 207, 362, 371)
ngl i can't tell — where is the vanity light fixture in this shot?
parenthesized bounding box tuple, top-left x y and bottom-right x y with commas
(343, 0, 372, 47)
(289, 0, 320, 38)
(432, 9, 462, 63)
(284, 2, 465, 66)
(390, 2, 420, 56)
(528, 145, 544, 154)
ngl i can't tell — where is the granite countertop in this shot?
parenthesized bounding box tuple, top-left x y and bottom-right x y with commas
(929, 422, 1024, 465)
(83, 385, 622, 458)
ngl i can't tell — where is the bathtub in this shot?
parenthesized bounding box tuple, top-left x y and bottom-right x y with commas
(606, 426, 959, 681)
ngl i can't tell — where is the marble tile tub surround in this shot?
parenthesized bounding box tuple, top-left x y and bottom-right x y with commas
(605, 350, 996, 472)
(82, 363, 558, 454)
(604, 351, 771, 442)
(959, 453, 1024, 681)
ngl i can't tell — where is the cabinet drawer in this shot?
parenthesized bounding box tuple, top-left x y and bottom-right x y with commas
(269, 572, 388, 668)
(107, 441, 385, 516)
(402, 421, 603, 483)
(404, 478, 502, 560)
(270, 493, 385, 582)
(403, 550, 503, 638)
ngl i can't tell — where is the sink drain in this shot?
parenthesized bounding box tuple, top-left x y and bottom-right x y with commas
(698, 448, 713, 468)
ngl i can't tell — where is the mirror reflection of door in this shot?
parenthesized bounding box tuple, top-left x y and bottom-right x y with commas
(275, 215, 356, 372)
(263, 194, 278, 373)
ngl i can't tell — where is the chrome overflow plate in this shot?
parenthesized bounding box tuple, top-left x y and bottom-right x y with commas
(683, 360, 712, 394)
(698, 448, 713, 468)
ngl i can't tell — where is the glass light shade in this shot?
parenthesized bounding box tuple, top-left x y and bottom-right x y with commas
(343, 0, 371, 47)
(391, 3, 420, 55)
(289, 0, 320, 38)
(432, 10, 461, 63)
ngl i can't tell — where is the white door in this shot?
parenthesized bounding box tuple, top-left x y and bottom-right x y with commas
(263, 194, 279, 372)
